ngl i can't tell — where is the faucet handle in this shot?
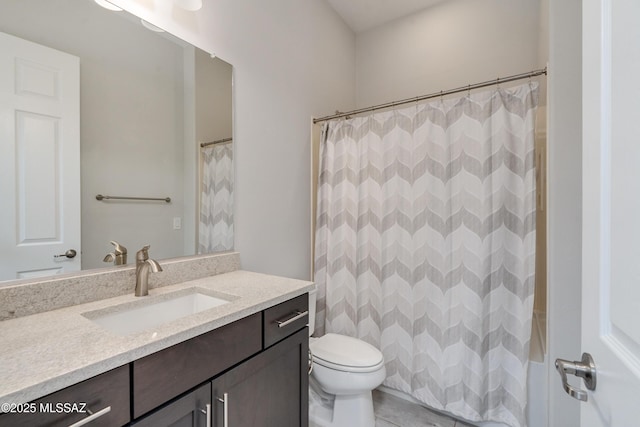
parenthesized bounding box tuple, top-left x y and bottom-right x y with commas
(110, 240, 127, 255)
(106, 241, 128, 265)
(136, 245, 152, 263)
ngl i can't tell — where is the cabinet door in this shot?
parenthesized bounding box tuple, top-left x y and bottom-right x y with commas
(211, 327, 309, 427)
(132, 382, 211, 427)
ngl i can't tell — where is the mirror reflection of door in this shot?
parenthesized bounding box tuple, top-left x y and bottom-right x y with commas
(0, 31, 81, 281)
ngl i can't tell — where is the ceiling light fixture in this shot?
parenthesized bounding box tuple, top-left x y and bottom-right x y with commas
(94, 0, 123, 11)
(173, 0, 202, 12)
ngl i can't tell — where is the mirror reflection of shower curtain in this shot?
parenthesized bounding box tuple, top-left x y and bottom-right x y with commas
(199, 143, 234, 253)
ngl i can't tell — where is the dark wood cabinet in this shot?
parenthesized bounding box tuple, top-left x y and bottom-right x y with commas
(1, 293, 309, 427)
(0, 365, 130, 427)
(211, 327, 309, 427)
(131, 382, 211, 427)
(133, 313, 262, 418)
(133, 327, 309, 427)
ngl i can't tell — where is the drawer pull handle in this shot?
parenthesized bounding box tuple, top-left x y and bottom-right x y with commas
(275, 310, 308, 328)
(217, 392, 229, 427)
(67, 406, 111, 427)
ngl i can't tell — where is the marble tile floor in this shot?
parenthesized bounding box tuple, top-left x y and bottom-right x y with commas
(310, 388, 474, 427)
(372, 390, 474, 427)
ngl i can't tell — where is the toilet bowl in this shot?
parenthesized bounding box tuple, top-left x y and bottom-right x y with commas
(308, 289, 386, 427)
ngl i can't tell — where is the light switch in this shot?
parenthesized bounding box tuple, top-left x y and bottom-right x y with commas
(173, 217, 182, 230)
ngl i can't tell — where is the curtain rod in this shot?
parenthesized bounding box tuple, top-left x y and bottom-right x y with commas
(313, 67, 547, 124)
(200, 137, 233, 148)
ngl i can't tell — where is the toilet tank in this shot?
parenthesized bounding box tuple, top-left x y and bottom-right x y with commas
(308, 286, 317, 336)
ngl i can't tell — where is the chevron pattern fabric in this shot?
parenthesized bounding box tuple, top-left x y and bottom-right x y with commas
(314, 83, 538, 427)
(199, 143, 234, 253)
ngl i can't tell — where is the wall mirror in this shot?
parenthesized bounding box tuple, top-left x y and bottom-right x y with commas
(0, 0, 233, 284)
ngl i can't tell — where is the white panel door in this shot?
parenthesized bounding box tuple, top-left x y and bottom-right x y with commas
(0, 31, 80, 282)
(579, 0, 640, 425)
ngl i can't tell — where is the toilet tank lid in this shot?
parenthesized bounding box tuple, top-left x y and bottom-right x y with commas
(310, 333, 383, 368)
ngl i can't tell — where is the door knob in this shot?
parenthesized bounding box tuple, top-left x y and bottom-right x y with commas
(54, 249, 77, 259)
(555, 352, 597, 401)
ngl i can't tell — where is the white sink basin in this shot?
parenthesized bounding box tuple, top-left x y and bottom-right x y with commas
(83, 289, 230, 336)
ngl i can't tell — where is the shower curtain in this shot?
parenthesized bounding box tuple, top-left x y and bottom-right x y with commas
(199, 143, 234, 253)
(314, 83, 538, 427)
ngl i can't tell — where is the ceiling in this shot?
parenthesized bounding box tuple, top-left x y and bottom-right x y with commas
(326, 0, 446, 33)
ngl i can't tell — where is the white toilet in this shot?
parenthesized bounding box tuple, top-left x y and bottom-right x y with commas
(308, 289, 386, 427)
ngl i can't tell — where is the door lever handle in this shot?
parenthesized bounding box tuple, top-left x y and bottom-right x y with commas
(54, 249, 77, 259)
(555, 352, 597, 401)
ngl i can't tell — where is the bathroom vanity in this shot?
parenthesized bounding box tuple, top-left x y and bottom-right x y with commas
(0, 267, 312, 427)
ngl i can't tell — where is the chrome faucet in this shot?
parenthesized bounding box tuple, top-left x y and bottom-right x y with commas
(135, 245, 162, 297)
(103, 241, 128, 266)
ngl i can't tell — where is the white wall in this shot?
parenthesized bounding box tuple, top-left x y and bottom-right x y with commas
(355, 0, 542, 108)
(112, 0, 356, 281)
(546, 0, 582, 425)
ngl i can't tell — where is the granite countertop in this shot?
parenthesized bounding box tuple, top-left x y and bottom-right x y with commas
(0, 270, 314, 405)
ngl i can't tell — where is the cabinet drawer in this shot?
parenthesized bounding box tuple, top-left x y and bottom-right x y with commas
(132, 313, 262, 419)
(0, 365, 130, 427)
(263, 293, 308, 348)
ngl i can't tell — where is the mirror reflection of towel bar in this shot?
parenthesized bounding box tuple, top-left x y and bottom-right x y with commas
(200, 137, 232, 148)
(96, 194, 171, 203)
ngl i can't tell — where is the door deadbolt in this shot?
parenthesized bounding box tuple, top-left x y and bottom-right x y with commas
(555, 352, 597, 401)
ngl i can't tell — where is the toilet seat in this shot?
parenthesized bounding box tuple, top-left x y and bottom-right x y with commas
(310, 333, 384, 373)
